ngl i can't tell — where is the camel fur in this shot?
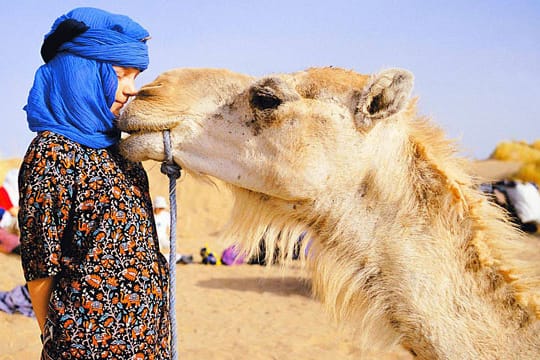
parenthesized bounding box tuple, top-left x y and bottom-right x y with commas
(117, 67, 540, 359)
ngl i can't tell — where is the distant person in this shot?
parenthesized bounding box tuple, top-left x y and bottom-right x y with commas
(0, 206, 19, 237)
(153, 195, 171, 249)
(0, 208, 20, 254)
(503, 181, 540, 233)
(154, 195, 192, 264)
(0, 169, 20, 236)
(18, 8, 170, 359)
(492, 180, 539, 233)
(0, 169, 21, 254)
(0, 169, 19, 214)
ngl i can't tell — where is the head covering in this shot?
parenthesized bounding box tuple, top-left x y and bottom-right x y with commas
(153, 196, 168, 209)
(24, 7, 150, 149)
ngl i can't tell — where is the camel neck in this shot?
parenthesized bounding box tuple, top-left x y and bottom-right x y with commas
(305, 130, 539, 358)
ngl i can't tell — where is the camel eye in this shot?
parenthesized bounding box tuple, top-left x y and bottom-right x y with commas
(250, 88, 282, 110)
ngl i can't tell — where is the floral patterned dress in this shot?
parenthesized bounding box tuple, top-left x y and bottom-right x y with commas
(19, 131, 170, 359)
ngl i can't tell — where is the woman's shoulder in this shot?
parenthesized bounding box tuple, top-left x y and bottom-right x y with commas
(26, 131, 82, 154)
(21, 131, 82, 173)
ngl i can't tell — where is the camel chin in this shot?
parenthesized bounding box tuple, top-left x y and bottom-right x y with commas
(119, 131, 167, 163)
(117, 108, 184, 163)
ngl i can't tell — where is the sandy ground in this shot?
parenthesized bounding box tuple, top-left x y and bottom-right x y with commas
(1, 160, 412, 359)
(0, 158, 537, 359)
(0, 252, 378, 360)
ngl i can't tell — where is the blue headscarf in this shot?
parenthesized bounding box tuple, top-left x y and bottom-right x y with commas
(24, 7, 150, 149)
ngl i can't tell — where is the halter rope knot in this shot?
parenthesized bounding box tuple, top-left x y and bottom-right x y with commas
(160, 130, 181, 179)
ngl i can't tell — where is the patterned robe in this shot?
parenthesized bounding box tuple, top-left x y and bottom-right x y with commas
(19, 131, 170, 359)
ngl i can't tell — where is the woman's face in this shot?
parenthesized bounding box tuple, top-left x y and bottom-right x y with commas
(110, 66, 140, 117)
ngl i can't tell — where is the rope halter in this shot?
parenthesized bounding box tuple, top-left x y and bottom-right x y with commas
(160, 129, 181, 360)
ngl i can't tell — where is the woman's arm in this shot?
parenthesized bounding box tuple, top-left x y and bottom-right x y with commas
(27, 277, 54, 333)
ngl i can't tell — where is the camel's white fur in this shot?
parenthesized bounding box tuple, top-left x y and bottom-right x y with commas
(118, 67, 540, 359)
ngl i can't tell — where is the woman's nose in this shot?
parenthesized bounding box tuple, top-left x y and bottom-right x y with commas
(123, 81, 138, 96)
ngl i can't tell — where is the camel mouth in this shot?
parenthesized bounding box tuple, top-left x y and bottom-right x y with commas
(118, 128, 172, 142)
(115, 113, 181, 135)
(119, 129, 142, 137)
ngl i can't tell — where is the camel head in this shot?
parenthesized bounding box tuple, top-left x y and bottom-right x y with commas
(118, 68, 540, 358)
(118, 67, 414, 201)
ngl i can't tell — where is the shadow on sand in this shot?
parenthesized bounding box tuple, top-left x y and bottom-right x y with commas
(197, 276, 312, 298)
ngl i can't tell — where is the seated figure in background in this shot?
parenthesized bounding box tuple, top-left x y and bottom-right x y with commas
(0, 169, 20, 254)
(153, 196, 192, 264)
(491, 180, 540, 234)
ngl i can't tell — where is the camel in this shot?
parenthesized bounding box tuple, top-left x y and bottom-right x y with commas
(117, 67, 540, 359)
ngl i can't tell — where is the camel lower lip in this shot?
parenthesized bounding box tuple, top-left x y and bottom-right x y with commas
(121, 127, 150, 136)
(117, 118, 181, 133)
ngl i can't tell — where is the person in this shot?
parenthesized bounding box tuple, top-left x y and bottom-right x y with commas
(153, 196, 171, 250)
(18, 8, 170, 359)
(153, 196, 193, 264)
(503, 180, 540, 233)
(492, 180, 539, 233)
(0, 169, 19, 215)
(0, 169, 20, 236)
(0, 169, 21, 254)
(0, 208, 20, 254)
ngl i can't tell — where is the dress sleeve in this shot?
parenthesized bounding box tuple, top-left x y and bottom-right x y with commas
(18, 137, 77, 281)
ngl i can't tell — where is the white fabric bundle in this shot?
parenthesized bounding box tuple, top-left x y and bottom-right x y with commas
(505, 182, 540, 224)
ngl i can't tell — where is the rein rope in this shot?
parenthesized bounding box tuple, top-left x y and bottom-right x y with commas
(160, 130, 181, 360)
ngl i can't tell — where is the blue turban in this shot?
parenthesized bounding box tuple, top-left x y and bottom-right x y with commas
(24, 7, 150, 149)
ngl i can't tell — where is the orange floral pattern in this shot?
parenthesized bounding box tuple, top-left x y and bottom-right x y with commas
(19, 131, 170, 359)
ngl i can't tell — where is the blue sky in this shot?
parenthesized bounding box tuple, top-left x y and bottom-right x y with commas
(1, 0, 538, 159)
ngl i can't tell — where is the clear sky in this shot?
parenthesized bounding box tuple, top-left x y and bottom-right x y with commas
(1, 0, 538, 159)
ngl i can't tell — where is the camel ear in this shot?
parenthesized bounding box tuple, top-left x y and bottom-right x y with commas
(356, 68, 414, 127)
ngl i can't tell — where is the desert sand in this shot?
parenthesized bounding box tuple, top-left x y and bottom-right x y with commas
(1, 159, 410, 360)
(0, 158, 536, 359)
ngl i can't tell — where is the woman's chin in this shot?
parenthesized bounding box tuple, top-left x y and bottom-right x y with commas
(110, 103, 124, 117)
